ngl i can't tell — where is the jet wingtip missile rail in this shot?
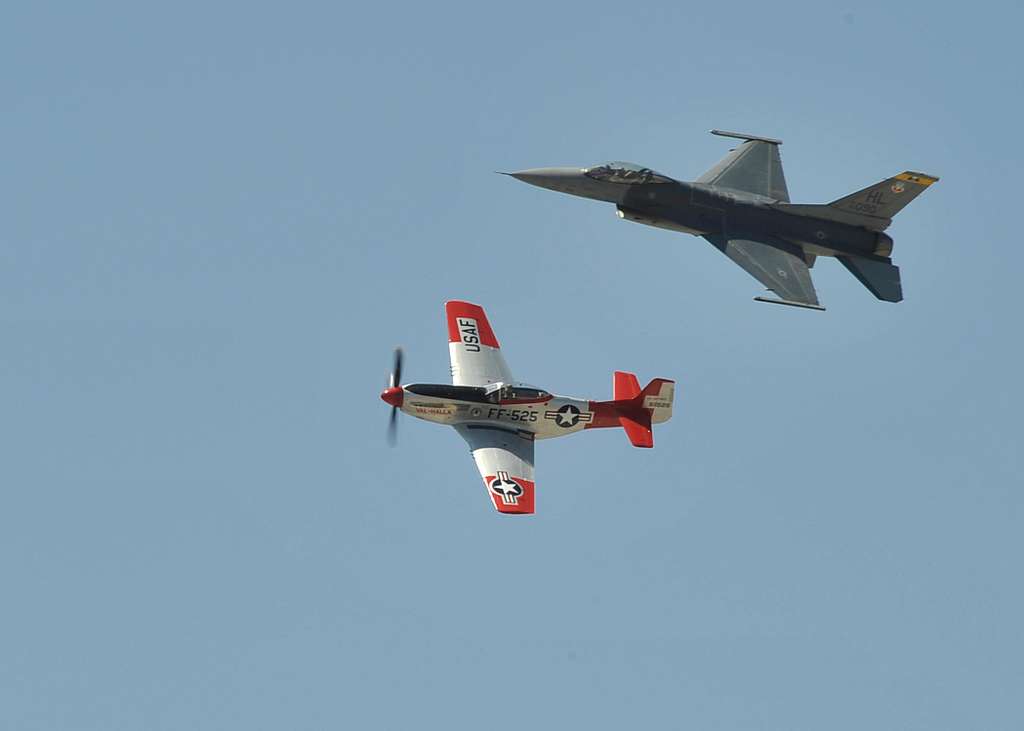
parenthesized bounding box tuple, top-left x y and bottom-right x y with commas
(753, 296, 826, 311)
(710, 129, 783, 145)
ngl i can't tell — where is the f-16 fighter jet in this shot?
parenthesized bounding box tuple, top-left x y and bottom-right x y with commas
(506, 130, 938, 310)
(380, 301, 676, 514)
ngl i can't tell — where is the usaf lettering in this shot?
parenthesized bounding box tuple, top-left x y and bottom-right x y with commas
(457, 318, 480, 352)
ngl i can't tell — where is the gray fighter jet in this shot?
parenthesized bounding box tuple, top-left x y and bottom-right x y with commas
(506, 130, 938, 310)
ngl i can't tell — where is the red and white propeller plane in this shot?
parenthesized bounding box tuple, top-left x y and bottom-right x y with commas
(380, 301, 677, 514)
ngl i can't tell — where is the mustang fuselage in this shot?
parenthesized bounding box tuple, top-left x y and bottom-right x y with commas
(392, 382, 623, 440)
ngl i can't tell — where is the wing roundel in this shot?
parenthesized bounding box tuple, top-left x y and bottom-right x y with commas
(455, 425, 536, 514)
(703, 234, 820, 307)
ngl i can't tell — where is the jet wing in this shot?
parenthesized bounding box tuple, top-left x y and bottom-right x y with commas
(455, 425, 536, 514)
(703, 234, 822, 308)
(696, 130, 790, 202)
(445, 300, 513, 386)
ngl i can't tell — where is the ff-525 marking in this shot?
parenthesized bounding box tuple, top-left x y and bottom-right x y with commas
(505, 130, 939, 310)
(381, 301, 677, 515)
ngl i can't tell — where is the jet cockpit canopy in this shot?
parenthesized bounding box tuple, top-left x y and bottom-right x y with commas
(584, 162, 674, 185)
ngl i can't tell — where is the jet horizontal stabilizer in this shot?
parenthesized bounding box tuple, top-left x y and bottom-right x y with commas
(753, 296, 826, 311)
(837, 255, 903, 302)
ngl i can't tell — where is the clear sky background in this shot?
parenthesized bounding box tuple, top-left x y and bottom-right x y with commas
(2, 2, 1022, 729)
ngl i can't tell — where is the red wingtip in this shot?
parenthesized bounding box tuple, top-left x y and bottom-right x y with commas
(380, 386, 404, 407)
(486, 475, 535, 514)
(445, 300, 500, 348)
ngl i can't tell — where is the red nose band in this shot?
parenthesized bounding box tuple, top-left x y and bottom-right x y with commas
(381, 386, 404, 408)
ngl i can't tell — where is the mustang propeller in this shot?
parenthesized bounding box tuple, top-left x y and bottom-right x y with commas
(381, 347, 405, 446)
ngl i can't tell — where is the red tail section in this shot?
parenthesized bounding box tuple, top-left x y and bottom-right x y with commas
(613, 371, 641, 400)
(618, 409, 654, 448)
(587, 371, 675, 448)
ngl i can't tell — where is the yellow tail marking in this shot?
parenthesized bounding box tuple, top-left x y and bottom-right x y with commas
(895, 171, 939, 186)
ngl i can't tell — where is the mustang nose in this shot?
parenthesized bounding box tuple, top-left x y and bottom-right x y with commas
(503, 167, 586, 192)
(380, 386, 404, 408)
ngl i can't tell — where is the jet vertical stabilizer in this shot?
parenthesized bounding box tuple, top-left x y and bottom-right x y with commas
(778, 171, 939, 231)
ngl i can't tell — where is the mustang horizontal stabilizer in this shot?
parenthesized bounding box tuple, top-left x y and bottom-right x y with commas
(703, 234, 821, 309)
(697, 130, 789, 202)
(619, 411, 653, 448)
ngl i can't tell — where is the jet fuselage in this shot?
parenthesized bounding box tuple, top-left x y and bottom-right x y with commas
(621, 181, 890, 257)
(509, 168, 891, 259)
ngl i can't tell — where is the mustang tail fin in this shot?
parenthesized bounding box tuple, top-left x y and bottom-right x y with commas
(776, 171, 939, 231)
(593, 372, 675, 448)
(637, 377, 675, 425)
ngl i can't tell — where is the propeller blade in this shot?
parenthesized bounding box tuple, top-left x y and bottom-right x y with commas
(386, 347, 404, 446)
(390, 347, 403, 388)
(387, 406, 399, 446)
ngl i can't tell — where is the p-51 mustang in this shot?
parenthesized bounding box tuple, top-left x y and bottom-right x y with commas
(506, 129, 939, 310)
(380, 301, 676, 514)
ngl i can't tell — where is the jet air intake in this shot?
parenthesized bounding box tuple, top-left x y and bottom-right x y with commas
(616, 206, 705, 236)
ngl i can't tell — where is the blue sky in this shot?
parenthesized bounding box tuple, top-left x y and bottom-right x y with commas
(2, 2, 1022, 729)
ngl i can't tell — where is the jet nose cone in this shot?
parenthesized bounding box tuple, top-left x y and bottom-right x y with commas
(505, 167, 586, 191)
(380, 386, 404, 408)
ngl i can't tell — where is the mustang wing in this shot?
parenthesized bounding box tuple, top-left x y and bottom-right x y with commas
(703, 234, 821, 308)
(455, 425, 535, 514)
(696, 131, 789, 202)
(446, 300, 513, 386)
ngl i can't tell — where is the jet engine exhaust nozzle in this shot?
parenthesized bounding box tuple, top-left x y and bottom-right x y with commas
(874, 232, 894, 258)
